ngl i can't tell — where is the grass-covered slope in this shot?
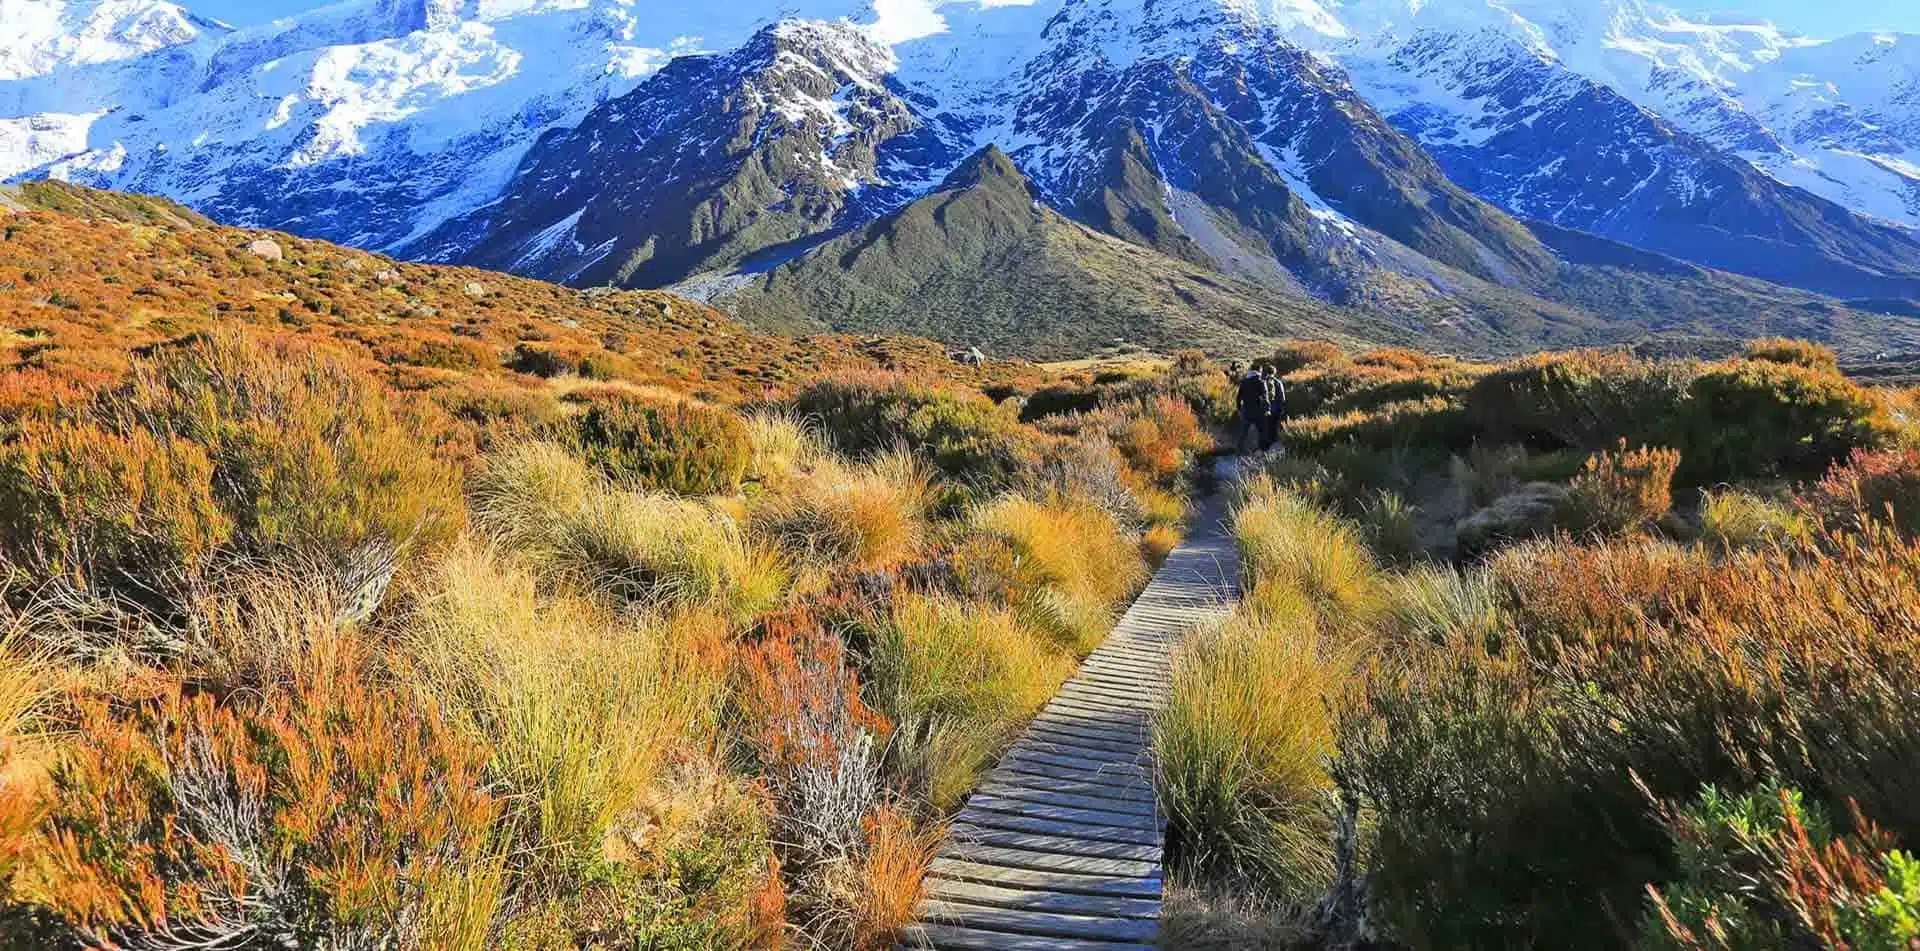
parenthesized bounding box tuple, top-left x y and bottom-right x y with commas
(0, 181, 1038, 415)
(718, 148, 1920, 362)
(725, 147, 1403, 359)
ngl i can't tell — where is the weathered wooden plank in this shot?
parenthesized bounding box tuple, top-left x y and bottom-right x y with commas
(994, 765, 1151, 801)
(1032, 700, 1149, 726)
(942, 842, 1159, 878)
(1022, 723, 1142, 755)
(1026, 713, 1147, 739)
(1016, 734, 1143, 762)
(898, 922, 1153, 951)
(966, 793, 1158, 830)
(946, 824, 1162, 862)
(981, 768, 1155, 804)
(973, 782, 1158, 817)
(955, 807, 1162, 847)
(918, 899, 1159, 943)
(1002, 747, 1147, 777)
(1043, 693, 1151, 719)
(925, 857, 1162, 898)
(923, 876, 1161, 919)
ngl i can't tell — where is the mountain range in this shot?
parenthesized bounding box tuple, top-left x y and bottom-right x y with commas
(5, 0, 1920, 357)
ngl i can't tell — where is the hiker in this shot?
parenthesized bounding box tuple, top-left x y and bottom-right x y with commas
(1261, 363, 1286, 450)
(1235, 363, 1270, 454)
(1224, 360, 1244, 386)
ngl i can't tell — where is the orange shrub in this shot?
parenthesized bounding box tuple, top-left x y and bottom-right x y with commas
(1807, 447, 1920, 540)
(1743, 337, 1840, 373)
(1269, 340, 1345, 375)
(25, 664, 501, 948)
(1559, 441, 1681, 537)
(0, 332, 462, 612)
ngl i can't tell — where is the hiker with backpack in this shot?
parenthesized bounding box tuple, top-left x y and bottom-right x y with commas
(1235, 363, 1270, 454)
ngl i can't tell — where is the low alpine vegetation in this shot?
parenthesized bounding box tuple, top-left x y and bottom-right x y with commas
(1157, 338, 1920, 950)
(0, 327, 1215, 949)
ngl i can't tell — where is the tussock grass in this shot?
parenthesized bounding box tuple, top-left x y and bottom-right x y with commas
(1697, 487, 1808, 551)
(403, 543, 725, 865)
(1232, 476, 1385, 629)
(972, 495, 1146, 652)
(472, 441, 786, 619)
(1159, 478, 1384, 906)
(871, 594, 1076, 809)
(744, 409, 825, 488)
(1157, 601, 1357, 898)
(750, 449, 930, 575)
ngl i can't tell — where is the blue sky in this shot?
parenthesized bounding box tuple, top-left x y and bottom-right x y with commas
(184, 0, 1918, 35)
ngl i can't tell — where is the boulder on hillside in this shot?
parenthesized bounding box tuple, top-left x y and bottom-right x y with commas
(247, 238, 283, 262)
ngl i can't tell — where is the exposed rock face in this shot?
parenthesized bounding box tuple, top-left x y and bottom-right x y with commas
(444, 21, 967, 289)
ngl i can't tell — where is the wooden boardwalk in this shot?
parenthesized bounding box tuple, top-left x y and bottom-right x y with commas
(901, 489, 1241, 950)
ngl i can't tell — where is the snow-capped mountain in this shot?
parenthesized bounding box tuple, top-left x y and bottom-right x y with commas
(5, 0, 1920, 347)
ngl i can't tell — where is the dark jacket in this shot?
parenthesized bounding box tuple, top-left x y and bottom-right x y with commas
(1236, 373, 1270, 418)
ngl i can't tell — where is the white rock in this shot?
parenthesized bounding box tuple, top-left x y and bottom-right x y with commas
(246, 238, 283, 262)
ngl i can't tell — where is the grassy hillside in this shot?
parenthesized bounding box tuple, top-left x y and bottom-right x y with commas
(0, 181, 1039, 419)
(717, 150, 1920, 363)
(726, 147, 1407, 359)
(0, 182, 1254, 949)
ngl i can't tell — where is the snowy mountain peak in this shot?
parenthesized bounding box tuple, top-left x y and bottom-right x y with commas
(0, 0, 218, 80)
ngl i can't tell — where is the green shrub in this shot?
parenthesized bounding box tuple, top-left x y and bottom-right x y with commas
(507, 342, 634, 381)
(1344, 530, 1920, 950)
(1743, 337, 1841, 374)
(575, 394, 750, 496)
(1464, 350, 1694, 450)
(1558, 441, 1681, 537)
(792, 377, 1035, 491)
(1675, 360, 1896, 484)
(1643, 784, 1920, 951)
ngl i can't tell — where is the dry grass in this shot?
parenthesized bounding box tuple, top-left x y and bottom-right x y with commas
(972, 495, 1146, 652)
(471, 440, 787, 619)
(848, 805, 943, 949)
(402, 543, 725, 868)
(750, 449, 931, 577)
